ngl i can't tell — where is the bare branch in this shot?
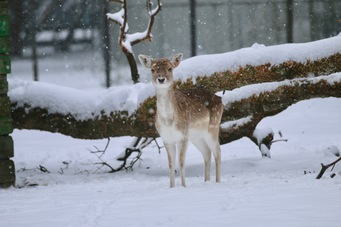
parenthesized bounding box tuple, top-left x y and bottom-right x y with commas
(131, 0, 162, 46)
(89, 138, 110, 158)
(106, 0, 128, 51)
(153, 138, 164, 153)
(89, 137, 156, 173)
(316, 157, 341, 179)
(138, 137, 154, 150)
(271, 139, 288, 144)
(38, 165, 50, 173)
(94, 161, 116, 173)
(106, 0, 163, 83)
(120, 0, 128, 46)
(109, 0, 163, 50)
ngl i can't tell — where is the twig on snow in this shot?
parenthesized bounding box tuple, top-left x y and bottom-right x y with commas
(38, 165, 50, 173)
(90, 137, 157, 173)
(316, 157, 341, 179)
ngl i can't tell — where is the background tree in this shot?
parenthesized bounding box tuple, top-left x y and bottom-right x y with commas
(8, 0, 24, 56)
(107, 0, 162, 84)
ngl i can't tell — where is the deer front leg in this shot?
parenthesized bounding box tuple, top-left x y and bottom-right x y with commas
(178, 139, 189, 187)
(164, 143, 176, 188)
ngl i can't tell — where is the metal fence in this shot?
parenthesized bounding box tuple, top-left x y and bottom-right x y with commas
(127, 0, 341, 59)
(9, 0, 341, 85)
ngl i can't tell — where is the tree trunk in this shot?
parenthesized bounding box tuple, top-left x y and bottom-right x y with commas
(10, 53, 341, 143)
(125, 51, 140, 84)
(9, 0, 24, 56)
(219, 77, 341, 144)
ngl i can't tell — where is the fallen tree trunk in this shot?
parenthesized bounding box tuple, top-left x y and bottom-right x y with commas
(9, 35, 341, 142)
(219, 75, 341, 144)
(11, 72, 341, 142)
(177, 53, 341, 92)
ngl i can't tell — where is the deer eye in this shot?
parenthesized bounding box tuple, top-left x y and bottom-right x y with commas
(168, 67, 172, 72)
(151, 69, 155, 73)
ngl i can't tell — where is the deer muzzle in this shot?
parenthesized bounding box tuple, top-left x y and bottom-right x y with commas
(157, 77, 166, 84)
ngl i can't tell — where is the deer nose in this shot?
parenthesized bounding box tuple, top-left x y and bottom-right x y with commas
(158, 78, 166, 84)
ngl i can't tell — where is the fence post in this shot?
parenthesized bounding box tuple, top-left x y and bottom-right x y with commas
(102, 0, 111, 88)
(30, 0, 39, 81)
(286, 0, 294, 43)
(189, 0, 197, 57)
(0, 0, 15, 188)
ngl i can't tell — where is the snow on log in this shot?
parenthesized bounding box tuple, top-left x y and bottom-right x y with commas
(8, 35, 341, 142)
(175, 34, 341, 81)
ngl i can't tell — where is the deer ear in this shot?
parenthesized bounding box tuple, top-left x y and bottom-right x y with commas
(138, 54, 153, 68)
(170, 53, 183, 68)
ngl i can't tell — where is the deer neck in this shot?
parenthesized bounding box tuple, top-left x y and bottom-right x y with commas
(155, 86, 176, 123)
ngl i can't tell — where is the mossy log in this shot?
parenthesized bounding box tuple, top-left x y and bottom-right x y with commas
(219, 77, 341, 144)
(11, 53, 341, 143)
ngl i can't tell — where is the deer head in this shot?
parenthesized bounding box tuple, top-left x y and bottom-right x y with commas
(139, 54, 183, 88)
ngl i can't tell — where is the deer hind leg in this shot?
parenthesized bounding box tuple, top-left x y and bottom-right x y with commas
(192, 139, 211, 182)
(164, 143, 176, 188)
(177, 139, 189, 187)
(205, 137, 221, 183)
(213, 142, 221, 183)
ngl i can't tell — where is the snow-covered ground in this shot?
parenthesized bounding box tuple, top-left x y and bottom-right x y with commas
(3, 98, 341, 227)
(2, 36, 341, 226)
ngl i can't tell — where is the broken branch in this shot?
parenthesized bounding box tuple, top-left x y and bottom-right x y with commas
(131, 0, 162, 45)
(90, 137, 155, 173)
(316, 157, 341, 179)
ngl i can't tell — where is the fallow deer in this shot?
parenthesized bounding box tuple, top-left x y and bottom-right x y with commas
(138, 53, 223, 187)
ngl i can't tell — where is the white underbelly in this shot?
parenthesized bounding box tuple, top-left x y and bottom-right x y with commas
(188, 128, 207, 141)
(158, 125, 209, 144)
(158, 125, 184, 144)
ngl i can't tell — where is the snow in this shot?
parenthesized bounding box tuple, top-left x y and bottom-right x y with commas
(2, 35, 341, 226)
(126, 31, 149, 43)
(219, 73, 341, 105)
(253, 127, 274, 144)
(107, 8, 133, 52)
(174, 34, 341, 80)
(106, 9, 128, 33)
(220, 115, 252, 130)
(2, 97, 341, 227)
(9, 79, 149, 119)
